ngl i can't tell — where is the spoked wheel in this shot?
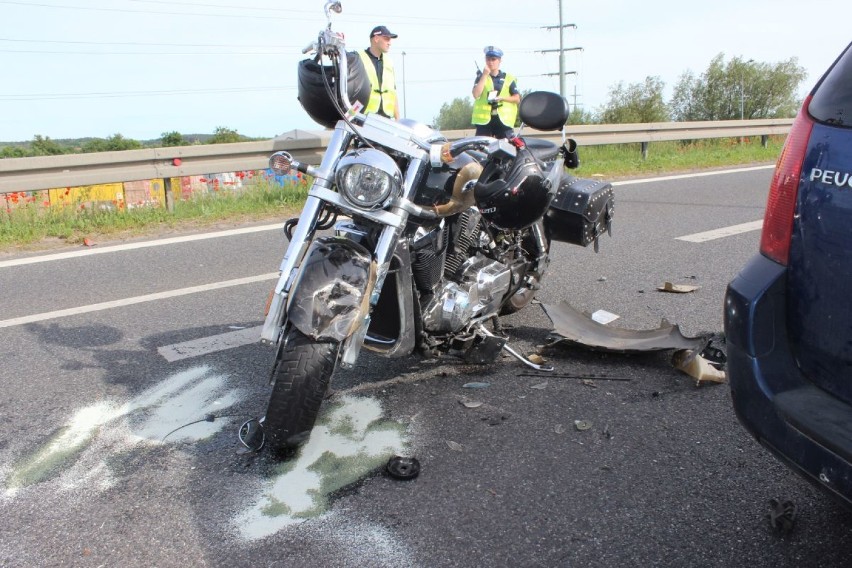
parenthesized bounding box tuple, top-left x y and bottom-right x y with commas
(263, 328, 340, 455)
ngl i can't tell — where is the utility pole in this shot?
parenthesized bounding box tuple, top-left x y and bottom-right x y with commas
(401, 51, 407, 117)
(539, 0, 582, 100)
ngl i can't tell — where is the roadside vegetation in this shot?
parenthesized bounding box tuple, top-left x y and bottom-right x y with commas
(435, 54, 806, 129)
(0, 177, 309, 251)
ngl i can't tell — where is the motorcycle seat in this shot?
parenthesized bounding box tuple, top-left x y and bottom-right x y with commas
(523, 138, 560, 162)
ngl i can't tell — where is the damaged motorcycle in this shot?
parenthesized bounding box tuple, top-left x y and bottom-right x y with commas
(253, 1, 614, 455)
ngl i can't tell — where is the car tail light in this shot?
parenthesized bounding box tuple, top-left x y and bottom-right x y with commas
(759, 97, 815, 265)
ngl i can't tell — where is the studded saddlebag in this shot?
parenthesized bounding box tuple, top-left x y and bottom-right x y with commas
(544, 175, 614, 250)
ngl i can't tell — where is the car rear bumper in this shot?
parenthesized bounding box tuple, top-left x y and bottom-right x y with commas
(725, 253, 852, 507)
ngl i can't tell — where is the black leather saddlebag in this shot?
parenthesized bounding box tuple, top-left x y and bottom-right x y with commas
(544, 176, 614, 249)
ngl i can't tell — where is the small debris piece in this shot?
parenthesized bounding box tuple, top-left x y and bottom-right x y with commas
(446, 440, 464, 452)
(462, 382, 491, 389)
(574, 420, 592, 431)
(554, 424, 565, 434)
(598, 276, 607, 282)
(591, 309, 620, 325)
(700, 342, 727, 369)
(237, 418, 265, 453)
(672, 349, 727, 385)
(460, 400, 483, 409)
(83, 237, 95, 247)
(657, 281, 700, 293)
(386, 456, 420, 480)
(767, 499, 797, 534)
(528, 353, 546, 365)
(581, 379, 598, 388)
(482, 414, 510, 426)
(530, 382, 548, 390)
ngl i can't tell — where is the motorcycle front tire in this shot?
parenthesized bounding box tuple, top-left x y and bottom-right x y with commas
(263, 328, 339, 455)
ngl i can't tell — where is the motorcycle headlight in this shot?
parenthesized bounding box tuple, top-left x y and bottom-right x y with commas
(335, 149, 402, 210)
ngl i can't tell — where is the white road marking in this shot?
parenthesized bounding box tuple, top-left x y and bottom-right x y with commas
(0, 166, 776, 269)
(0, 273, 278, 329)
(158, 325, 264, 362)
(0, 166, 773, 338)
(0, 223, 282, 268)
(611, 164, 774, 186)
(676, 220, 764, 242)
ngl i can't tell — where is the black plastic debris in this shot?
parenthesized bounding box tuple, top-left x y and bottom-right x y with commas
(237, 418, 265, 454)
(702, 345, 726, 367)
(767, 498, 797, 534)
(386, 456, 420, 480)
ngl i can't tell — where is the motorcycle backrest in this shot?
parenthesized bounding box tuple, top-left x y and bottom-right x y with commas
(518, 91, 570, 131)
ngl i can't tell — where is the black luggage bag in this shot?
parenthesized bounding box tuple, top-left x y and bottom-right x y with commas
(545, 176, 614, 251)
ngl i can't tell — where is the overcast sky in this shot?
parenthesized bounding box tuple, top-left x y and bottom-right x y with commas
(2, 0, 849, 142)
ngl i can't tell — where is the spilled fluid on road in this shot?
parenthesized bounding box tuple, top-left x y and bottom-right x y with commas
(1, 366, 411, 544)
(2, 365, 239, 495)
(233, 395, 409, 540)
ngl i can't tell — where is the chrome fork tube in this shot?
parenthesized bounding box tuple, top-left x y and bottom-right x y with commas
(260, 124, 352, 345)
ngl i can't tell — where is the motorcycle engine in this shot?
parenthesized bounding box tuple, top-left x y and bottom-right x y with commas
(418, 208, 515, 333)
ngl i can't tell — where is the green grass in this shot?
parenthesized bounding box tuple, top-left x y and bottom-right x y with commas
(0, 136, 784, 252)
(574, 136, 784, 178)
(1, 178, 308, 251)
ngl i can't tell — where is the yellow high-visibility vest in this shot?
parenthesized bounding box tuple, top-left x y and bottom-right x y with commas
(472, 73, 518, 127)
(357, 50, 397, 118)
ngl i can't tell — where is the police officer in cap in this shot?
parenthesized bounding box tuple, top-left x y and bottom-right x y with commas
(471, 46, 520, 138)
(357, 25, 400, 119)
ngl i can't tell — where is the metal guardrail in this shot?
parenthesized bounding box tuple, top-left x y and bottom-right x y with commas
(0, 119, 793, 195)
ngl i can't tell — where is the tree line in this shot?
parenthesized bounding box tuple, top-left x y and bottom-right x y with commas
(1, 127, 257, 159)
(3, 53, 807, 158)
(434, 53, 807, 129)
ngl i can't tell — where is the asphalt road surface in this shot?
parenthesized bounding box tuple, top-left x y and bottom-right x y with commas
(1, 165, 851, 567)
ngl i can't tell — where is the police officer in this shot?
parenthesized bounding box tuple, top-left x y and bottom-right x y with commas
(357, 25, 400, 120)
(471, 46, 520, 138)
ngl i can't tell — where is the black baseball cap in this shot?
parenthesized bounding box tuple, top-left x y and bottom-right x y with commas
(370, 25, 398, 39)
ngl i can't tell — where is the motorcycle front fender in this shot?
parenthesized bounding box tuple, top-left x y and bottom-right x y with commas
(286, 236, 377, 342)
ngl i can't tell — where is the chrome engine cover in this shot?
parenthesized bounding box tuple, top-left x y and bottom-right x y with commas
(422, 255, 512, 333)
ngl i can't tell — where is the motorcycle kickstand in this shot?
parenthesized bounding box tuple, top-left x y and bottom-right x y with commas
(477, 324, 554, 372)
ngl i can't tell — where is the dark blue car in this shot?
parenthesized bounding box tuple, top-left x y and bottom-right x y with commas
(725, 41, 852, 508)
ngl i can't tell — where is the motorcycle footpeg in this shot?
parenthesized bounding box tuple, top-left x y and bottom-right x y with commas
(464, 334, 507, 365)
(476, 324, 554, 372)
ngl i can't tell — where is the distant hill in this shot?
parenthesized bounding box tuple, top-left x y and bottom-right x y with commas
(0, 134, 219, 147)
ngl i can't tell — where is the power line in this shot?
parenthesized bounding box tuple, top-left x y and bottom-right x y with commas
(0, 86, 295, 101)
(0, 37, 297, 48)
(0, 0, 547, 28)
